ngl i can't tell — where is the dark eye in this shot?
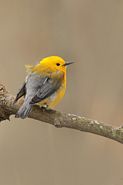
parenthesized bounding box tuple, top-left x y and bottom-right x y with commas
(56, 63, 60, 66)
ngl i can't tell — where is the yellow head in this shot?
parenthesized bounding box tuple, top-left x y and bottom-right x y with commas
(40, 56, 66, 72)
(29, 56, 73, 74)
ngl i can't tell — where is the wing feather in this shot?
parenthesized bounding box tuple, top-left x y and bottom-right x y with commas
(15, 72, 63, 106)
(14, 83, 26, 103)
(30, 77, 62, 104)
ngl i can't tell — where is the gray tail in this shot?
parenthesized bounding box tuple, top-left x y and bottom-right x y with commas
(15, 102, 32, 119)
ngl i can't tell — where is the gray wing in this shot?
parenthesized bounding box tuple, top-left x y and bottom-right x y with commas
(15, 73, 62, 105)
(15, 73, 63, 119)
(28, 74, 62, 104)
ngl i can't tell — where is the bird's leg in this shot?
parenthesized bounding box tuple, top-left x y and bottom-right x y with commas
(40, 104, 53, 113)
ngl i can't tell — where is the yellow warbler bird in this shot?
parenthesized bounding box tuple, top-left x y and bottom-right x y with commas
(15, 56, 73, 119)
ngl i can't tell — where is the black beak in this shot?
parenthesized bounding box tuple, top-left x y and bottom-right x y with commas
(63, 62, 74, 66)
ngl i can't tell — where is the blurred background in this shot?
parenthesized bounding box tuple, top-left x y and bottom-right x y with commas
(0, 0, 123, 184)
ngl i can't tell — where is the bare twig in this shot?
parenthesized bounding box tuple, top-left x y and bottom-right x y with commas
(0, 83, 123, 144)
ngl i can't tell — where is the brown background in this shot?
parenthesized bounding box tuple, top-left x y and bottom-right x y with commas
(0, 0, 123, 185)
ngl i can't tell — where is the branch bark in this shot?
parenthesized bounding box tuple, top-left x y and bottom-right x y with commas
(0, 83, 123, 144)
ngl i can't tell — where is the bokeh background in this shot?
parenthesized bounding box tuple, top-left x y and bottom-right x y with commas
(0, 0, 123, 185)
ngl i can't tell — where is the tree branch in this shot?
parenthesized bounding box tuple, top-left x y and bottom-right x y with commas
(0, 83, 123, 144)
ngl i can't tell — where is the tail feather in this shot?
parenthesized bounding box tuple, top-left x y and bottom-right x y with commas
(16, 103, 32, 119)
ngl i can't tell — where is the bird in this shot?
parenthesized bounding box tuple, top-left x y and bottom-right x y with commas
(14, 56, 73, 119)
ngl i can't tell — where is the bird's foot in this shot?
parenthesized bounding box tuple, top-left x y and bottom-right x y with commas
(40, 105, 53, 113)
